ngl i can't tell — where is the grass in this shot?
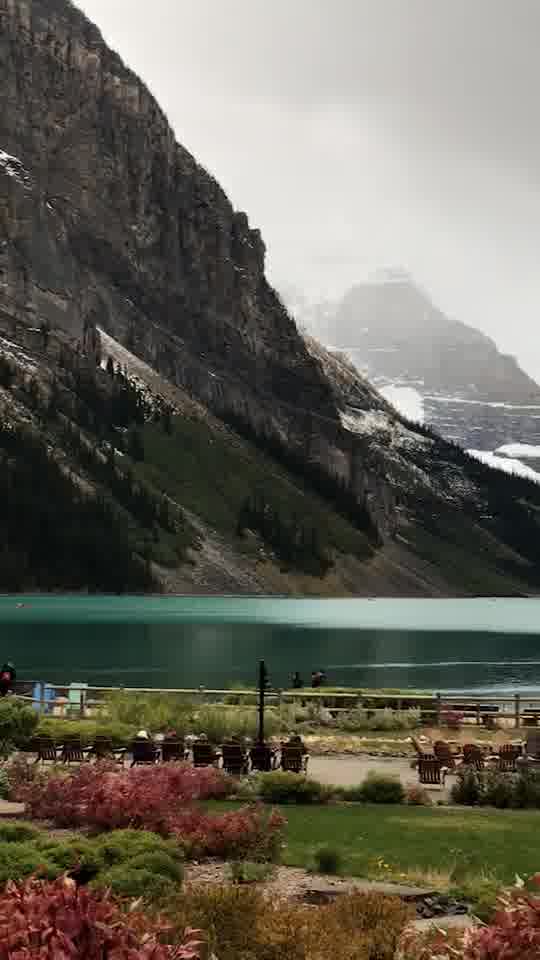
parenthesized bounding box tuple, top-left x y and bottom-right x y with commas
(210, 801, 540, 887)
(281, 804, 540, 884)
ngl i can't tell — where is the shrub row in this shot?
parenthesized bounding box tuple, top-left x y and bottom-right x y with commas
(170, 884, 412, 960)
(9, 760, 285, 861)
(247, 771, 408, 805)
(451, 766, 540, 809)
(0, 822, 185, 901)
(0, 877, 200, 960)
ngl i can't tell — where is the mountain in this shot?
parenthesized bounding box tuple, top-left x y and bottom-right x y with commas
(289, 273, 540, 467)
(1, 0, 540, 596)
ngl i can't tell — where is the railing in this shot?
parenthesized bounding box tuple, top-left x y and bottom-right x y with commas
(13, 683, 540, 729)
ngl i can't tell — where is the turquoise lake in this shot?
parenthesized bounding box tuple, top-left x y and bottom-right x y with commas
(1, 596, 540, 694)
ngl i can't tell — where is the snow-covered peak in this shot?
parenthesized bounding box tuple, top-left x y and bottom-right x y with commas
(0, 149, 31, 189)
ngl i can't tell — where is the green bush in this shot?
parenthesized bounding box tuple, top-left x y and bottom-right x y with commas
(34, 837, 104, 878)
(313, 846, 343, 875)
(94, 829, 181, 866)
(337, 707, 420, 733)
(450, 766, 483, 806)
(228, 861, 275, 885)
(192, 705, 281, 743)
(512, 769, 540, 809)
(0, 698, 38, 751)
(336, 785, 365, 802)
(482, 770, 515, 809)
(258, 771, 330, 805)
(92, 865, 176, 902)
(0, 842, 57, 884)
(127, 852, 184, 883)
(0, 821, 40, 844)
(357, 773, 405, 804)
(104, 691, 194, 735)
(35, 718, 134, 747)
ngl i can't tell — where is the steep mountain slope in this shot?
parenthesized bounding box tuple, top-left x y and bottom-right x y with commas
(288, 275, 540, 457)
(1, 0, 540, 595)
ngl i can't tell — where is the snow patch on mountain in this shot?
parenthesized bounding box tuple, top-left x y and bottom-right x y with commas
(467, 449, 540, 484)
(495, 443, 540, 459)
(379, 385, 425, 424)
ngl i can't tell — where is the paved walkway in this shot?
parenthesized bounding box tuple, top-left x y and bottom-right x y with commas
(309, 755, 450, 800)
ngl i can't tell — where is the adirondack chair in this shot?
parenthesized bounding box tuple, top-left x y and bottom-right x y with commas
(221, 743, 249, 776)
(526, 730, 540, 759)
(130, 739, 158, 767)
(433, 740, 457, 771)
(161, 739, 188, 763)
(33, 736, 59, 765)
(59, 735, 89, 764)
(249, 743, 278, 772)
(418, 756, 448, 788)
(498, 743, 521, 773)
(192, 741, 220, 768)
(88, 736, 126, 764)
(280, 744, 308, 773)
(462, 744, 485, 771)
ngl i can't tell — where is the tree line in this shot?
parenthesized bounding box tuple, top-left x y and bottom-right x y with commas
(237, 493, 332, 577)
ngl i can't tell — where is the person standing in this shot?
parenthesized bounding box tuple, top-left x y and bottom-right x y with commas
(0, 662, 16, 697)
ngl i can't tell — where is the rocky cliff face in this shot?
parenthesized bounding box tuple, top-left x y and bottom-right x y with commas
(2, 0, 540, 596)
(0, 0, 398, 536)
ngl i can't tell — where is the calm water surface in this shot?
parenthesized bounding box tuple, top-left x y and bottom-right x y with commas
(1, 597, 540, 694)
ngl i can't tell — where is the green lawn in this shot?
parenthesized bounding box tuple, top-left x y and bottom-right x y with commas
(214, 801, 540, 886)
(280, 804, 540, 883)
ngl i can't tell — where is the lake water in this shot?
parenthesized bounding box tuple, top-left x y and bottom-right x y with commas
(1, 596, 540, 695)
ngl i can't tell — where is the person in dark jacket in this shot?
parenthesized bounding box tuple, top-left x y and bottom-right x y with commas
(292, 672, 303, 689)
(0, 662, 15, 697)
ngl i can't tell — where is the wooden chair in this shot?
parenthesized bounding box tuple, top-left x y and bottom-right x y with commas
(418, 756, 448, 788)
(59, 735, 89, 764)
(33, 736, 59, 765)
(463, 744, 485, 771)
(221, 743, 249, 776)
(280, 744, 308, 774)
(192, 742, 220, 768)
(88, 736, 126, 764)
(434, 740, 457, 771)
(498, 744, 521, 773)
(161, 740, 188, 763)
(250, 743, 278, 772)
(526, 731, 540, 759)
(130, 739, 158, 767)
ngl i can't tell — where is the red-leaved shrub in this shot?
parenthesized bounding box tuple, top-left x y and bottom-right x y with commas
(400, 875, 540, 960)
(17, 762, 232, 829)
(16, 762, 286, 860)
(463, 881, 540, 960)
(0, 876, 201, 959)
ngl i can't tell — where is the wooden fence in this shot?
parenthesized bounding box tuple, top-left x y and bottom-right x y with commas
(13, 683, 540, 729)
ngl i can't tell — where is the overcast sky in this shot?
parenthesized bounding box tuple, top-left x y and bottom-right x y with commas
(80, 0, 540, 381)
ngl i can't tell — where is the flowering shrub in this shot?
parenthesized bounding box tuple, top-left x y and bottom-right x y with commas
(17, 761, 232, 829)
(16, 762, 285, 860)
(0, 877, 202, 959)
(170, 806, 286, 861)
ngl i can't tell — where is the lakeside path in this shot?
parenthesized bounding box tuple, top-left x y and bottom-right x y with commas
(310, 755, 451, 800)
